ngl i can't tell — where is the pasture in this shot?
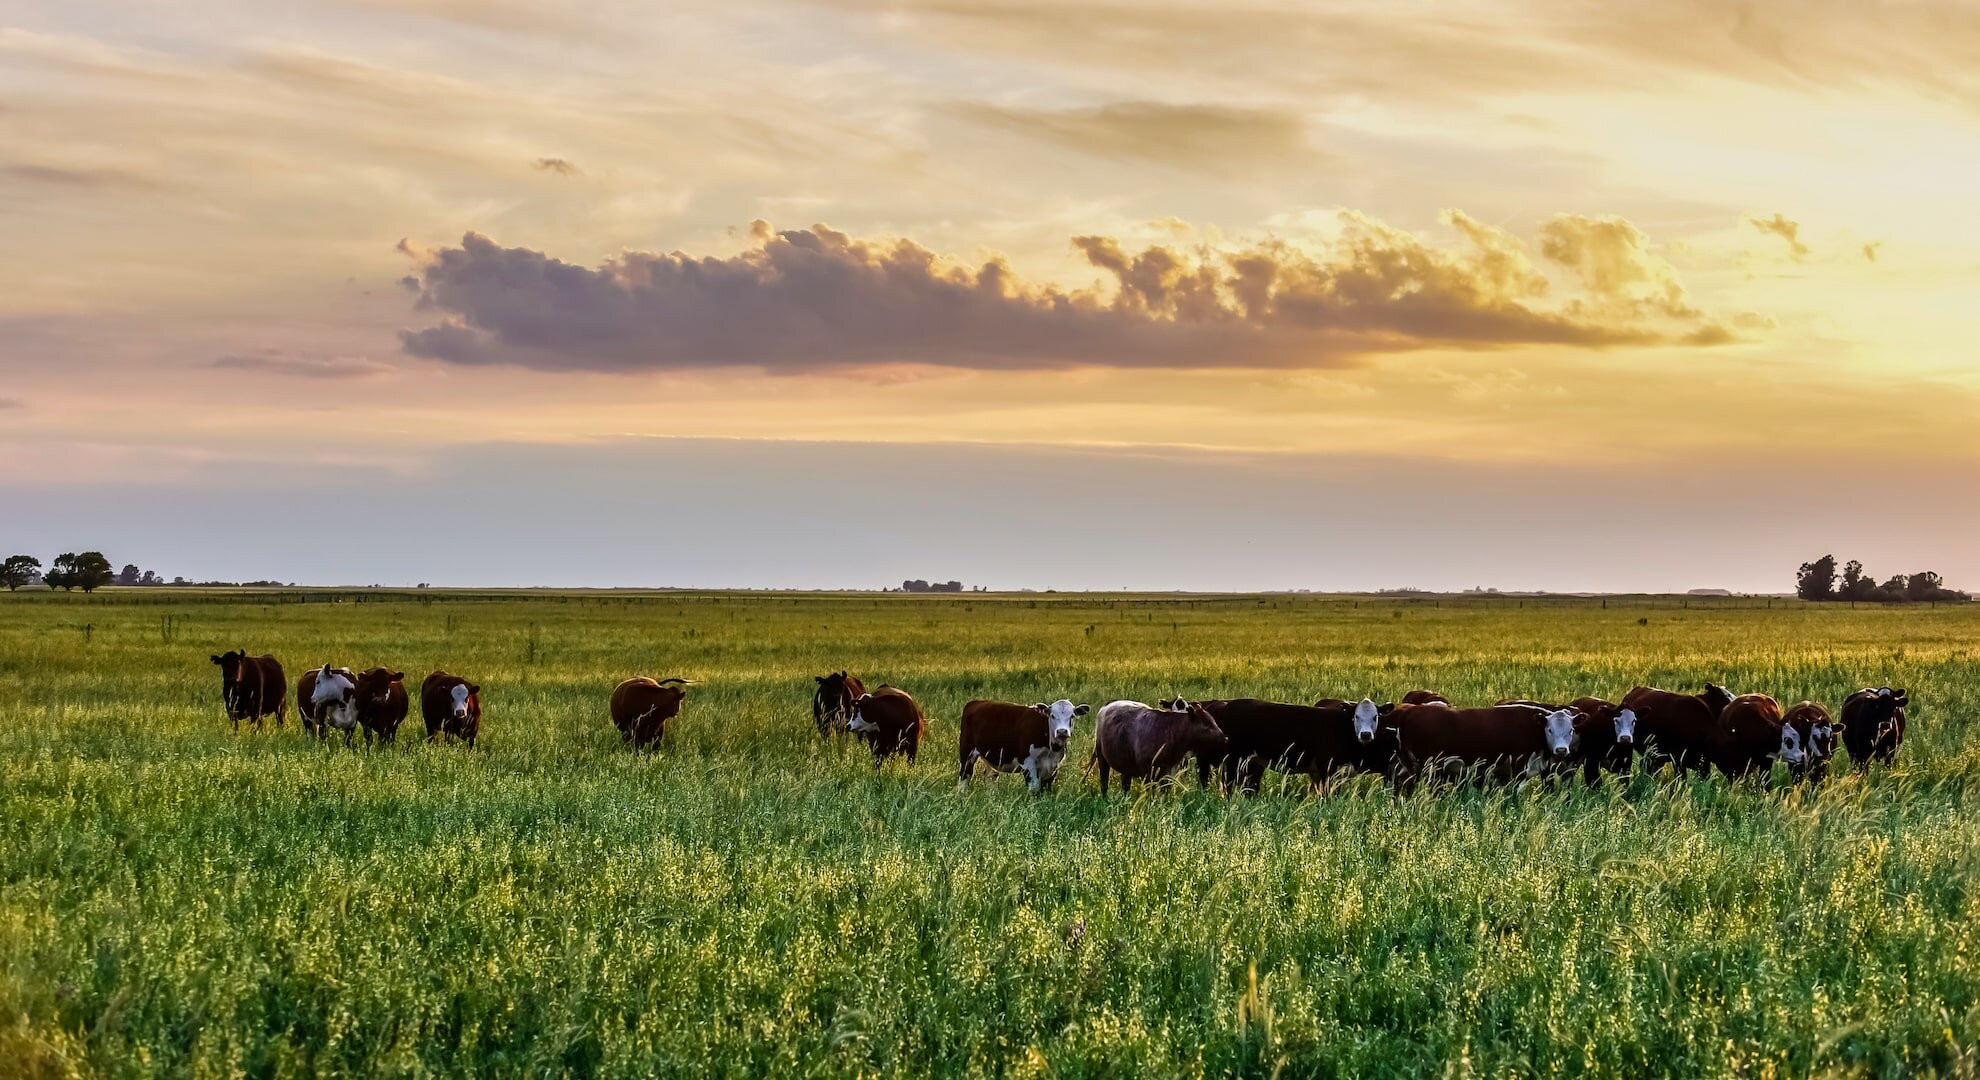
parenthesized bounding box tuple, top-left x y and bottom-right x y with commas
(2, 589, 1978, 1078)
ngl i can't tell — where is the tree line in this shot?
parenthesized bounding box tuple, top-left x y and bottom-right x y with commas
(1, 553, 289, 592)
(1795, 555, 1968, 603)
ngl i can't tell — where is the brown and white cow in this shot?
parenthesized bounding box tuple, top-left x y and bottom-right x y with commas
(1090, 699, 1229, 794)
(1840, 687, 1907, 768)
(958, 698, 1088, 791)
(1621, 683, 1737, 777)
(1388, 702, 1579, 790)
(298, 664, 358, 742)
(846, 685, 925, 765)
(212, 650, 287, 731)
(1782, 700, 1839, 781)
(1498, 697, 1640, 784)
(812, 671, 866, 738)
(1181, 697, 1386, 794)
(353, 668, 410, 746)
(421, 671, 482, 748)
(1716, 693, 1805, 778)
(611, 677, 693, 749)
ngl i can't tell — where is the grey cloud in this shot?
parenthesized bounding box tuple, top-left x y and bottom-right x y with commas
(533, 157, 581, 175)
(398, 214, 1737, 374)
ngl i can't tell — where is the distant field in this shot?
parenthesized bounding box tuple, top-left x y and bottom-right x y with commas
(2, 589, 1977, 1078)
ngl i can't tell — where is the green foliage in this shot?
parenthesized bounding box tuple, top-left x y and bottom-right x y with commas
(3, 590, 1979, 1077)
(0, 554, 38, 591)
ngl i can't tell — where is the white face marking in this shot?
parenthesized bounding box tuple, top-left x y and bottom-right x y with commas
(1168, 697, 1190, 712)
(1811, 724, 1832, 757)
(1045, 699, 1077, 745)
(1613, 708, 1637, 744)
(846, 699, 874, 732)
(450, 683, 472, 719)
(1021, 742, 1066, 791)
(1353, 698, 1380, 744)
(1543, 709, 1576, 757)
(1776, 725, 1805, 765)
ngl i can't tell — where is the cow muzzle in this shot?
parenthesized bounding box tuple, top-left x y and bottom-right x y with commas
(1616, 734, 1633, 746)
(1551, 746, 1569, 758)
(1357, 730, 1373, 745)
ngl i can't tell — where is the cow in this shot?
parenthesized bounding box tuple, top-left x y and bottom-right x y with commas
(1500, 697, 1640, 784)
(352, 668, 409, 746)
(1782, 700, 1840, 781)
(1715, 693, 1805, 779)
(421, 671, 482, 748)
(611, 677, 693, 749)
(211, 650, 287, 731)
(298, 664, 358, 743)
(958, 698, 1088, 791)
(1388, 702, 1579, 790)
(1621, 683, 1737, 777)
(1400, 689, 1450, 706)
(1182, 697, 1386, 794)
(1840, 687, 1907, 768)
(846, 685, 924, 764)
(1090, 699, 1229, 794)
(812, 671, 866, 737)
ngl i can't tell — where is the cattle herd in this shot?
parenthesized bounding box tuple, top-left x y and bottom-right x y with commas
(211, 652, 1912, 794)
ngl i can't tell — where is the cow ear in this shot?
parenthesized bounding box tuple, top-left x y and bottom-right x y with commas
(1031, 703, 1049, 711)
(1830, 721, 1846, 733)
(468, 683, 480, 695)
(392, 671, 405, 682)
(1075, 704, 1090, 716)
(1893, 689, 1908, 705)
(210, 655, 222, 664)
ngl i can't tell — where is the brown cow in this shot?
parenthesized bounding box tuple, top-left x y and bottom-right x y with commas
(1715, 693, 1805, 778)
(611, 677, 693, 749)
(1090, 699, 1229, 794)
(1401, 689, 1450, 706)
(1184, 698, 1386, 794)
(212, 650, 287, 731)
(1500, 697, 1641, 784)
(812, 671, 866, 738)
(422, 671, 482, 748)
(847, 684, 924, 764)
(1389, 702, 1579, 790)
(1782, 700, 1840, 781)
(1840, 687, 1907, 768)
(298, 664, 358, 742)
(1622, 683, 1737, 777)
(959, 698, 1088, 791)
(352, 668, 409, 746)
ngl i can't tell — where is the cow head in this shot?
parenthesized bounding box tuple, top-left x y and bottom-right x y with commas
(1612, 707, 1638, 746)
(1352, 698, 1382, 744)
(1861, 687, 1907, 747)
(1772, 722, 1806, 766)
(846, 693, 877, 733)
(211, 649, 248, 685)
(1033, 700, 1088, 750)
(1170, 698, 1229, 754)
(310, 664, 358, 729)
(354, 668, 405, 705)
(448, 681, 480, 721)
(1702, 683, 1736, 714)
(1542, 709, 1577, 759)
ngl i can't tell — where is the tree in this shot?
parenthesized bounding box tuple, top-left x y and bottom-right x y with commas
(1796, 555, 1838, 601)
(1840, 559, 1867, 600)
(117, 564, 141, 587)
(49, 552, 115, 593)
(139, 570, 158, 586)
(0, 555, 39, 591)
(1907, 571, 1944, 602)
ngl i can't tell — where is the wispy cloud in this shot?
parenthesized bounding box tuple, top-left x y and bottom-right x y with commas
(1746, 212, 1810, 259)
(211, 351, 395, 379)
(533, 156, 581, 175)
(946, 101, 1321, 174)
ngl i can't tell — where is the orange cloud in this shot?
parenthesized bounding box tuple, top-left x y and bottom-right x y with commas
(1746, 212, 1810, 259)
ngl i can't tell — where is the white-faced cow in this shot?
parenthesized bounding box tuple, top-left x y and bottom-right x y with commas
(958, 698, 1088, 792)
(421, 671, 482, 748)
(212, 650, 287, 731)
(1178, 697, 1387, 795)
(846, 685, 924, 765)
(1782, 700, 1840, 781)
(1389, 702, 1579, 790)
(299, 664, 359, 744)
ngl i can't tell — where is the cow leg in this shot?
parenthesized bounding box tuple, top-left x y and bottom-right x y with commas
(959, 750, 977, 790)
(1097, 758, 1110, 794)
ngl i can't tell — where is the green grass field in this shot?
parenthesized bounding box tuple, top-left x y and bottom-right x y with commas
(2, 590, 1977, 1078)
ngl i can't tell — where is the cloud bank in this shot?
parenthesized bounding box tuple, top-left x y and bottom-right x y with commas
(400, 213, 1737, 373)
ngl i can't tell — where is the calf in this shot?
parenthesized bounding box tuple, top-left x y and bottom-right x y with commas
(299, 664, 358, 743)
(847, 685, 924, 764)
(421, 671, 482, 748)
(1389, 702, 1578, 790)
(1186, 698, 1385, 794)
(1090, 699, 1229, 794)
(812, 671, 866, 737)
(611, 677, 693, 749)
(1782, 701, 1839, 781)
(1840, 687, 1907, 768)
(959, 698, 1088, 791)
(212, 650, 287, 731)
(353, 668, 409, 746)
(1622, 683, 1736, 777)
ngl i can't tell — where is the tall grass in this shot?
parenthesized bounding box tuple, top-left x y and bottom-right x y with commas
(2, 591, 1977, 1077)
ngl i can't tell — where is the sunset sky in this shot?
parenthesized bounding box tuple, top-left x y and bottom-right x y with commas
(4, 0, 1977, 590)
